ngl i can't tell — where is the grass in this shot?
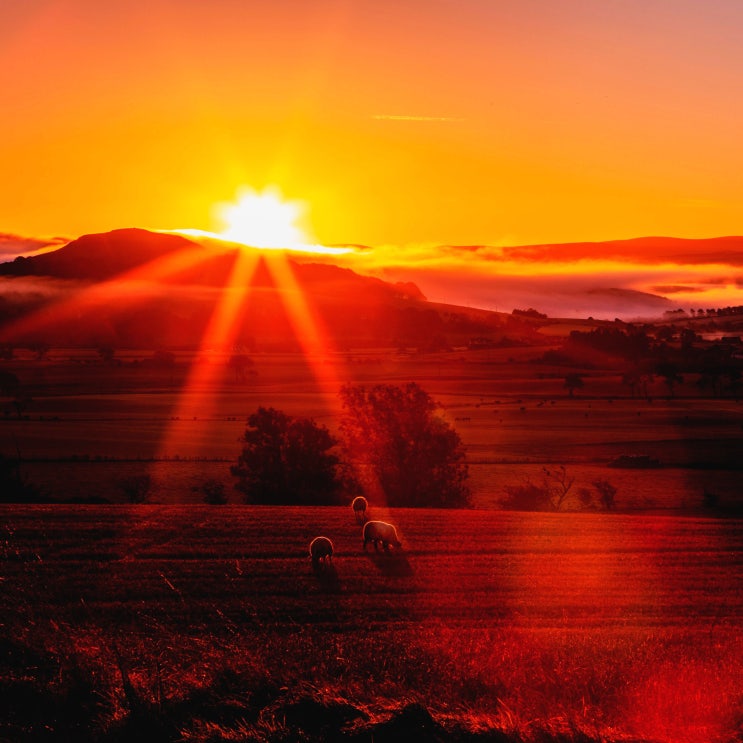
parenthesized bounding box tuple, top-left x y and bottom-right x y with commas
(2, 351, 742, 739)
(2, 505, 742, 742)
(4, 389, 742, 510)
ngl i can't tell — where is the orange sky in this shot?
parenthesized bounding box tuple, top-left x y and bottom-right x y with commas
(1, 0, 742, 249)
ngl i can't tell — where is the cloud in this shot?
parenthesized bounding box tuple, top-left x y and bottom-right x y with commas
(373, 114, 464, 122)
(0, 233, 68, 260)
(321, 237, 743, 320)
(652, 285, 706, 294)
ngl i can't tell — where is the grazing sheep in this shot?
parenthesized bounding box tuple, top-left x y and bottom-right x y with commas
(351, 496, 368, 523)
(363, 520, 402, 552)
(309, 536, 334, 565)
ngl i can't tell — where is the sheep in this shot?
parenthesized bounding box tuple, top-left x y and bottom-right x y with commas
(351, 495, 368, 523)
(363, 520, 402, 552)
(309, 536, 334, 565)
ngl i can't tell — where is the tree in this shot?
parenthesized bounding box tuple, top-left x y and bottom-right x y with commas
(621, 370, 641, 398)
(232, 407, 342, 504)
(228, 353, 254, 382)
(29, 341, 50, 360)
(623, 365, 654, 400)
(0, 370, 19, 396)
(0, 452, 44, 503)
(339, 382, 470, 508)
(98, 346, 115, 364)
(199, 478, 228, 505)
(655, 361, 683, 398)
(118, 474, 152, 504)
(592, 478, 617, 510)
(564, 373, 584, 397)
(501, 466, 576, 511)
(542, 465, 575, 510)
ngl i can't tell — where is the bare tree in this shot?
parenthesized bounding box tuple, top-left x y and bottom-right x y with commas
(542, 466, 575, 510)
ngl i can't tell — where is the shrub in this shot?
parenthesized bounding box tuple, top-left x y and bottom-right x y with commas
(200, 479, 228, 505)
(119, 474, 152, 504)
(0, 452, 45, 503)
(593, 479, 618, 510)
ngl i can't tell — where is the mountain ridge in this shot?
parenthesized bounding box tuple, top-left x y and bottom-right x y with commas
(0, 228, 711, 349)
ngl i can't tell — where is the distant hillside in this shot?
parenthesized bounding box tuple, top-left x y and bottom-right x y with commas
(0, 229, 532, 349)
(0, 229, 198, 280)
(5, 228, 716, 349)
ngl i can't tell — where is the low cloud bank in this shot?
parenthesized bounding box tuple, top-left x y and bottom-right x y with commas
(328, 238, 743, 319)
(0, 233, 68, 259)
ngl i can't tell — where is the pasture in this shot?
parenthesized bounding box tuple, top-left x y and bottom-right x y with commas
(2, 348, 742, 511)
(2, 504, 742, 742)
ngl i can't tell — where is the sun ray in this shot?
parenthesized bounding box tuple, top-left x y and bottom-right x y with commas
(262, 251, 333, 363)
(0, 242, 215, 345)
(154, 248, 261, 461)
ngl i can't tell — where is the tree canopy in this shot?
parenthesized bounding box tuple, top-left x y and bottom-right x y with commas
(339, 382, 470, 508)
(232, 407, 342, 504)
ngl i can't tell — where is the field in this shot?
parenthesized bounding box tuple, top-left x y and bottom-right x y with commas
(2, 348, 743, 741)
(2, 504, 742, 742)
(2, 348, 742, 512)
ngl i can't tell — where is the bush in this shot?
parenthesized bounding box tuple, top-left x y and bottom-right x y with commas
(119, 474, 152, 504)
(0, 453, 45, 503)
(200, 479, 228, 505)
(501, 466, 578, 511)
(593, 479, 617, 510)
(501, 481, 552, 511)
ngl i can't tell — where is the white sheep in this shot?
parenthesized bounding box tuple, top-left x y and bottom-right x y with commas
(309, 536, 334, 565)
(362, 520, 402, 552)
(351, 495, 368, 523)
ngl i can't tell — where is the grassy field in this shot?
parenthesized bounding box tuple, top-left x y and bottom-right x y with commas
(2, 349, 742, 511)
(2, 504, 742, 742)
(2, 349, 742, 740)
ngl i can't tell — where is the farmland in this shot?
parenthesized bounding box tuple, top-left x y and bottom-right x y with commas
(2, 504, 742, 742)
(2, 348, 742, 511)
(1, 347, 743, 741)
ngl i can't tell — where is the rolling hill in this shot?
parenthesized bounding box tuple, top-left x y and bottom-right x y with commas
(3, 228, 722, 349)
(0, 229, 531, 349)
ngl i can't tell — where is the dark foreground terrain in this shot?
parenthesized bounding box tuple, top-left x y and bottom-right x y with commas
(2, 505, 742, 742)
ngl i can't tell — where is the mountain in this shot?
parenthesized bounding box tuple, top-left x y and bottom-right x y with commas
(0, 229, 518, 349)
(0, 229, 197, 280)
(0, 228, 426, 298)
(1, 228, 707, 350)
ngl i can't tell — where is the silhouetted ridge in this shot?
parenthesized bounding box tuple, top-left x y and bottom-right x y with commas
(0, 229, 426, 300)
(0, 228, 201, 280)
(0, 228, 438, 349)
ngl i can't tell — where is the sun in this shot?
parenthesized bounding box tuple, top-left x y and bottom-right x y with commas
(215, 186, 310, 249)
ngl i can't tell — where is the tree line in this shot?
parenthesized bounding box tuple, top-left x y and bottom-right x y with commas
(232, 382, 470, 508)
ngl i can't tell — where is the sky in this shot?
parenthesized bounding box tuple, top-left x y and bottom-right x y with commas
(1, 0, 742, 315)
